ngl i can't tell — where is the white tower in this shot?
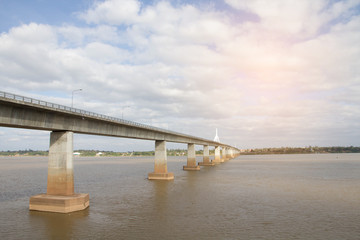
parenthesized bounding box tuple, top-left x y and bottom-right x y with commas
(214, 128, 220, 142)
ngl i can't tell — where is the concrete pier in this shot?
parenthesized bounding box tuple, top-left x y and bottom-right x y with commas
(148, 140, 174, 180)
(230, 149, 234, 158)
(198, 145, 215, 166)
(226, 147, 231, 160)
(183, 143, 200, 170)
(212, 146, 221, 164)
(29, 131, 89, 213)
(221, 147, 228, 162)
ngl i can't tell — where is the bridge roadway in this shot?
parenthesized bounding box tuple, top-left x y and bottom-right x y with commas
(0, 91, 240, 213)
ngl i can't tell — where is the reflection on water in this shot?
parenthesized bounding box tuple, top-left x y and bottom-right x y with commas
(29, 208, 90, 239)
(0, 154, 360, 239)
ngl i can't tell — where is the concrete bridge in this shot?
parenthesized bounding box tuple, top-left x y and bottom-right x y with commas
(0, 91, 240, 213)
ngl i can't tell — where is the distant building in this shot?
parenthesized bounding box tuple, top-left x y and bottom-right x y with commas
(73, 152, 81, 156)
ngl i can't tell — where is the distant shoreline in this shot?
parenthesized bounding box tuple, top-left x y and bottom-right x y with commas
(240, 146, 360, 155)
(0, 146, 359, 157)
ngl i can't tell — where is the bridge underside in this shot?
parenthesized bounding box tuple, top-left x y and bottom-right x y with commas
(0, 99, 226, 147)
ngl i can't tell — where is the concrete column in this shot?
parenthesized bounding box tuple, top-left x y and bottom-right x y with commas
(203, 145, 209, 163)
(226, 147, 231, 160)
(29, 131, 89, 213)
(221, 147, 227, 162)
(47, 131, 74, 195)
(148, 140, 174, 180)
(183, 143, 200, 170)
(230, 148, 234, 158)
(212, 146, 221, 164)
(198, 145, 214, 166)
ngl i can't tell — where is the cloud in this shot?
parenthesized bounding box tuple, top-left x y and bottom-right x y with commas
(225, 0, 360, 38)
(0, 23, 60, 84)
(58, 25, 121, 46)
(0, 0, 360, 150)
(79, 0, 141, 25)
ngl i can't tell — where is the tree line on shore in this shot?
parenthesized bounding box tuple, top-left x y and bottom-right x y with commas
(0, 146, 359, 157)
(241, 146, 360, 154)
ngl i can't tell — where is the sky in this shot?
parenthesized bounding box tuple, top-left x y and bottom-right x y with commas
(0, 0, 359, 151)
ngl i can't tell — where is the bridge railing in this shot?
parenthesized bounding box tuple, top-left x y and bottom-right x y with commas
(0, 91, 217, 144)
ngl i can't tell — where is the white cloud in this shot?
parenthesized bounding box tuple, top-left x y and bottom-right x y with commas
(58, 25, 120, 46)
(4, 22, 57, 45)
(83, 42, 130, 63)
(225, 0, 360, 39)
(0, 0, 360, 150)
(0, 23, 62, 87)
(79, 0, 141, 25)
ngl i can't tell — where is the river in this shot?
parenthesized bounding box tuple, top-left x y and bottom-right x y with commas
(0, 153, 359, 239)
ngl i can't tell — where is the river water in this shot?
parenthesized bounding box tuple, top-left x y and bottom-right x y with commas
(0, 154, 359, 239)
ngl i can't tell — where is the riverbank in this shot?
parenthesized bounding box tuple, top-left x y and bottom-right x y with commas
(1, 146, 359, 157)
(241, 146, 360, 155)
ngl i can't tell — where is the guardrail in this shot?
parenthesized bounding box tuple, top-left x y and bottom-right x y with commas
(0, 91, 216, 144)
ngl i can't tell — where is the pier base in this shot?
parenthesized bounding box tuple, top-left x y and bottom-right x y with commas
(198, 162, 215, 166)
(183, 165, 201, 170)
(148, 172, 174, 180)
(29, 193, 89, 213)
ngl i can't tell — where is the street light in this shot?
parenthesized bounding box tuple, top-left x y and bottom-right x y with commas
(122, 105, 130, 119)
(71, 89, 82, 108)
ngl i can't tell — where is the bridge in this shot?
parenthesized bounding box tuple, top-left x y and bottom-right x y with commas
(0, 91, 240, 213)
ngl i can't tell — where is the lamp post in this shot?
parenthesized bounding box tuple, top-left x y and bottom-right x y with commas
(71, 89, 82, 108)
(122, 106, 130, 119)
